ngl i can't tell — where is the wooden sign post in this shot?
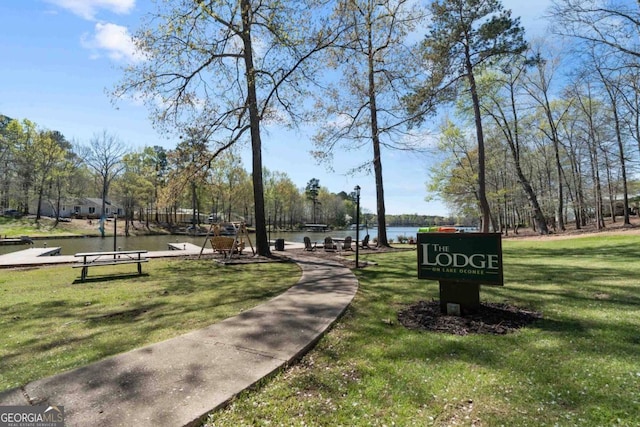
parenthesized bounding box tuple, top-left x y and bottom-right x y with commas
(417, 232, 503, 315)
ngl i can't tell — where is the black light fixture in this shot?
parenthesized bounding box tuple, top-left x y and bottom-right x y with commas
(354, 185, 360, 269)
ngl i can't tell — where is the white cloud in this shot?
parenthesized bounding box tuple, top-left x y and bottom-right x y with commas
(81, 22, 143, 63)
(46, 0, 135, 21)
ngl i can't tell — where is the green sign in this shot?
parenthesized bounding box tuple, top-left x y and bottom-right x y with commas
(417, 233, 503, 286)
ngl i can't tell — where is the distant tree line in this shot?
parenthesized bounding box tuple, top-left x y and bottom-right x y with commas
(0, 115, 379, 230)
(7, 0, 638, 243)
(384, 214, 457, 228)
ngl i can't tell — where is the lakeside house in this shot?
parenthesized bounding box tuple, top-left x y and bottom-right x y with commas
(35, 198, 123, 219)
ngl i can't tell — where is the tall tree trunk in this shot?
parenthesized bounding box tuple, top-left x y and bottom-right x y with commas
(368, 37, 388, 247)
(22, 182, 30, 215)
(54, 180, 63, 227)
(516, 163, 548, 234)
(550, 132, 565, 231)
(35, 179, 45, 221)
(603, 150, 616, 222)
(465, 59, 491, 232)
(241, 0, 270, 256)
(565, 138, 583, 229)
(607, 87, 631, 225)
(589, 137, 605, 229)
(575, 82, 604, 228)
(191, 181, 197, 233)
(125, 202, 131, 237)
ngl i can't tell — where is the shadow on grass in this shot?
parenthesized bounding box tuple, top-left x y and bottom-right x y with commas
(72, 273, 150, 285)
(503, 240, 640, 261)
(351, 246, 640, 361)
(192, 244, 640, 426)
(1, 259, 301, 392)
(502, 262, 640, 308)
(338, 294, 639, 422)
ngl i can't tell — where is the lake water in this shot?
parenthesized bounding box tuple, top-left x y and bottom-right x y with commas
(0, 227, 422, 256)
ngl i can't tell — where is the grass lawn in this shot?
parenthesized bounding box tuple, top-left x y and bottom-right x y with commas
(0, 258, 300, 392)
(204, 235, 640, 427)
(0, 216, 169, 238)
(0, 216, 101, 238)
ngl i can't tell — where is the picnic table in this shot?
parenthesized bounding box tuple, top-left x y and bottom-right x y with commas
(73, 250, 148, 282)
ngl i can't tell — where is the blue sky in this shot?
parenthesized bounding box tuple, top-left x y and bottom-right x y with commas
(0, 0, 552, 217)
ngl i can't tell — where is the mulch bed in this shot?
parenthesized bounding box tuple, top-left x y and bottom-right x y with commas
(397, 300, 542, 335)
(292, 245, 407, 266)
(195, 244, 399, 265)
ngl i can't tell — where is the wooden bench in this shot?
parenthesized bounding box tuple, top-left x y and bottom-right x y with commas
(210, 236, 244, 258)
(73, 250, 148, 282)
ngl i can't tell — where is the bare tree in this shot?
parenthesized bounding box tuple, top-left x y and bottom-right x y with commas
(114, 0, 342, 256)
(480, 60, 550, 234)
(571, 78, 608, 229)
(557, 81, 591, 229)
(620, 67, 640, 160)
(592, 53, 632, 225)
(81, 131, 127, 236)
(521, 45, 572, 231)
(550, 0, 640, 60)
(313, 0, 425, 247)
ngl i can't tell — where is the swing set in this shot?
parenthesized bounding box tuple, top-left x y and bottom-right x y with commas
(198, 222, 254, 259)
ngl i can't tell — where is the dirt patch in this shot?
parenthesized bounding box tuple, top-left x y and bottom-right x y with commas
(289, 245, 409, 267)
(180, 246, 398, 266)
(397, 300, 542, 335)
(213, 254, 283, 265)
(502, 216, 640, 240)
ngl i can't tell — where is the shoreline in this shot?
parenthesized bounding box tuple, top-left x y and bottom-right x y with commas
(3, 216, 640, 243)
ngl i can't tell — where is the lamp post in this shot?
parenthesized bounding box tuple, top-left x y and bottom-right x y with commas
(268, 213, 271, 247)
(113, 213, 117, 252)
(354, 185, 360, 269)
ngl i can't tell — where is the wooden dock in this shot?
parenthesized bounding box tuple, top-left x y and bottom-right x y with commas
(0, 247, 68, 267)
(167, 242, 203, 251)
(0, 238, 26, 245)
(0, 237, 33, 245)
(0, 243, 221, 268)
(7, 247, 61, 257)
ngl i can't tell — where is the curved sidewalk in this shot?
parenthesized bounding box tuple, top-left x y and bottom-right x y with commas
(0, 253, 358, 427)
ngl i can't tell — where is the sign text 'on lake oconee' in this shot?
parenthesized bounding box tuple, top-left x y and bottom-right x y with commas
(417, 233, 503, 286)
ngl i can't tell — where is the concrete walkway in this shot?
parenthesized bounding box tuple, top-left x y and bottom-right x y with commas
(0, 252, 358, 427)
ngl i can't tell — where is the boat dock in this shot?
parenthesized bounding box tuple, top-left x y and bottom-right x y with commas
(0, 237, 34, 245)
(0, 243, 217, 268)
(4, 247, 61, 257)
(167, 242, 202, 251)
(0, 247, 67, 267)
(0, 240, 306, 268)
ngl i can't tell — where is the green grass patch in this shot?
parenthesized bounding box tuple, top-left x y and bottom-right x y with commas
(204, 235, 640, 427)
(0, 217, 100, 237)
(0, 259, 300, 392)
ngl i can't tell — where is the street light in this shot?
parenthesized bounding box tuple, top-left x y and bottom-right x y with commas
(354, 185, 360, 269)
(113, 213, 117, 254)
